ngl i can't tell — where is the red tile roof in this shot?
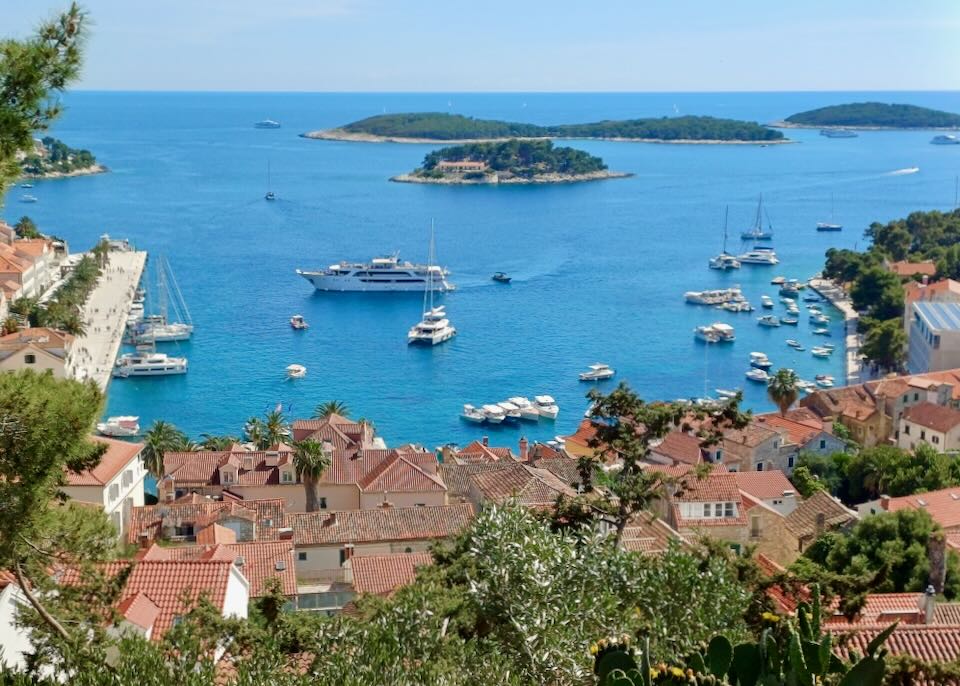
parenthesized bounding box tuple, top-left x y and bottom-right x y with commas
(116, 591, 161, 631)
(838, 624, 960, 662)
(0, 327, 74, 349)
(287, 503, 475, 547)
(452, 440, 515, 464)
(468, 464, 577, 507)
(825, 593, 924, 625)
(672, 470, 741, 503)
(351, 552, 434, 596)
(621, 515, 686, 555)
(784, 491, 857, 540)
(888, 260, 937, 278)
(651, 431, 704, 466)
(881, 487, 960, 530)
(755, 414, 825, 446)
(66, 437, 143, 487)
(902, 402, 960, 433)
(733, 470, 795, 500)
(754, 552, 809, 614)
(127, 499, 286, 544)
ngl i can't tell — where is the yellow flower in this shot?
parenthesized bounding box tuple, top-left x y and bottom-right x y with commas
(669, 666, 685, 677)
(761, 611, 781, 623)
(589, 644, 599, 655)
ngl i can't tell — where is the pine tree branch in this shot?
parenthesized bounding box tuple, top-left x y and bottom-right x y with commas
(14, 561, 70, 641)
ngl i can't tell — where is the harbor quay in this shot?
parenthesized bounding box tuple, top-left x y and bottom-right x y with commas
(72, 249, 147, 390)
(807, 277, 867, 386)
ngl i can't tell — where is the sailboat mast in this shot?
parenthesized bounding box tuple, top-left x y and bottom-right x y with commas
(424, 220, 435, 314)
(722, 206, 729, 252)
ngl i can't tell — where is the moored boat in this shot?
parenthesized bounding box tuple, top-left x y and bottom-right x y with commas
(739, 247, 779, 265)
(534, 395, 559, 420)
(290, 314, 309, 330)
(757, 315, 780, 328)
(461, 404, 486, 423)
(496, 401, 523, 421)
(508, 396, 541, 422)
(746, 368, 770, 383)
(741, 194, 774, 240)
(113, 351, 188, 377)
(761, 295, 774, 309)
(580, 363, 616, 381)
(482, 404, 506, 424)
(96, 416, 140, 437)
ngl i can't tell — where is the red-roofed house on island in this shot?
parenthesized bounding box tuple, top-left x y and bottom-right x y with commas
(62, 436, 146, 536)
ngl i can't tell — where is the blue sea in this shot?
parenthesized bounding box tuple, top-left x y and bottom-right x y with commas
(5, 91, 960, 449)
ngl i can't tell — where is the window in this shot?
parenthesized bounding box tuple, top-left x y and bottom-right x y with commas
(903, 395, 909, 403)
(281, 471, 293, 483)
(108, 483, 119, 501)
(24, 354, 36, 364)
(788, 455, 795, 468)
(921, 430, 927, 440)
(755, 463, 764, 471)
(714, 503, 724, 517)
(297, 552, 307, 561)
(319, 497, 327, 509)
(222, 470, 234, 484)
(262, 518, 273, 528)
(415, 503, 425, 507)
(339, 549, 348, 566)
(904, 424, 911, 435)
(702, 503, 711, 517)
(773, 440, 778, 449)
(122, 469, 132, 487)
(174, 524, 195, 537)
(914, 393, 920, 401)
(750, 515, 761, 538)
(934, 435, 941, 445)
(819, 439, 826, 450)
(404, 547, 413, 553)
(724, 502, 734, 518)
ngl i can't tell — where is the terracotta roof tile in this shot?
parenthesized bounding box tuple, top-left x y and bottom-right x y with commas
(881, 487, 960, 530)
(469, 464, 577, 507)
(66, 437, 143, 487)
(784, 491, 857, 540)
(351, 552, 433, 596)
(116, 591, 161, 631)
(673, 470, 741, 503)
(127, 499, 285, 544)
(837, 623, 960, 663)
(825, 593, 924, 625)
(734, 470, 795, 500)
(651, 431, 704, 466)
(0, 327, 73, 348)
(755, 414, 824, 446)
(439, 463, 508, 499)
(621, 514, 686, 555)
(287, 503, 475, 547)
(889, 260, 937, 277)
(902, 402, 960, 433)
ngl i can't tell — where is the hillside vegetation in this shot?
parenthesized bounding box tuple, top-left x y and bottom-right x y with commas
(419, 139, 607, 179)
(20, 136, 99, 176)
(336, 112, 784, 142)
(786, 102, 960, 128)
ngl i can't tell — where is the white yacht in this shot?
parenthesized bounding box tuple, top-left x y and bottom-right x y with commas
(684, 287, 743, 306)
(113, 352, 187, 377)
(408, 306, 457, 346)
(134, 322, 193, 343)
(741, 194, 774, 240)
(96, 416, 140, 437)
(286, 364, 307, 378)
(508, 396, 542, 422)
(760, 295, 774, 309)
(710, 323, 736, 342)
(461, 404, 486, 423)
(931, 135, 960, 145)
(297, 254, 454, 292)
(534, 395, 559, 420)
(811, 348, 831, 358)
(579, 363, 616, 381)
(739, 247, 779, 265)
(757, 314, 781, 327)
(694, 325, 720, 343)
(254, 119, 281, 129)
(482, 404, 506, 424)
(709, 207, 741, 270)
(715, 388, 740, 399)
(496, 401, 523, 421)
(746, 368, 770, 383)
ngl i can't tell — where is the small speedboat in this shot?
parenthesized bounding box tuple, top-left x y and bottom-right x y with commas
(803, 295, 822, 303)
(811, 347, 831, 358)
(265, 191, 276, 201)
(786, 339, 801, 348)
(290, 314, 308, 330)
(20, 195, 38, 203)
(810, 313, 830, 324)
(254, 119, 281, 129)
(812, 327, 831, 336)
(286, 364, 307, 378)
(757, 315, 780, 328)
(492, 272, 512, 283)
(579, 363, 616, 381)
(816, 376, 835, 388)
(746, 368, 770, 383)
(821, 343, 836, 351)
(20, 183, 33, 189)
(760, 296, 774, 309)
(771, 276, 786, 285)
(781, 317, 799, 326)
(462, 404, 486, 423)
(715, 388, 740, 399)
(96, 416, 140, 437)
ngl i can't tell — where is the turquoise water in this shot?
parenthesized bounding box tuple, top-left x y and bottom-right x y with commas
(5, 91, 960, 448)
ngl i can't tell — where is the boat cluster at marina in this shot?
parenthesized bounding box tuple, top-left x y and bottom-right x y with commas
(462, 395, 559, 424)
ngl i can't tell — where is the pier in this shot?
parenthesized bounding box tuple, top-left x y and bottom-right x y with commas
(807, 277, 868, 386)
(72, 249, 147, 390)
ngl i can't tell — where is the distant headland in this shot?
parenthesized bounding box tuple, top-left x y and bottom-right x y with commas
(303, 112, 788, 145)
(19, 136, 106, 179)
(390, 139, 631, 185)
(774, 102, 960, 130)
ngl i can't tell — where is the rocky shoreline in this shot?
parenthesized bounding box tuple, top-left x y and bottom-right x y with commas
(303, 129, 791, 146)
(21, 163, 108, 180)
(390, 170, 633, 185)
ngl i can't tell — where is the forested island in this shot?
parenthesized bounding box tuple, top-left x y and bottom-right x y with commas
(19, 136, 105, 178)
(305, 112, 786, 144)
(391, 139, 630, 185)
(780, 102, 960, 129)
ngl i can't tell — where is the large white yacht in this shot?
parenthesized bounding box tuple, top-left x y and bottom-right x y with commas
(297, 255, 455, 292)
(739, 247, 779, 265)
(482, 404, 506, 424)
(113, 351, 187, 377)
(534, 395, 560, 420)
(133, 322, 193, 343)
(408, 305, 457, 345)
(508, 396, 542, 421)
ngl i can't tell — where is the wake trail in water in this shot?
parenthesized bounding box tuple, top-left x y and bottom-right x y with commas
(886, 167, 921, 176)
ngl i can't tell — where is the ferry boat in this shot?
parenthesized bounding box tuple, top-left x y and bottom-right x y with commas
(741, 195, 773, 240)
(254, 119, 281, 129)
(739, 247, 779, 265)
(820, 129, 858, 138)
(461, 404, 486, 423)
(290, 314, 308, 330)
(534, 395, 559, 420)
(113, 351, 188, 377)
(579, 363, 616, 381)
(508, 396, 542, 421)
(297, 254, 454, 292)
(931, 135, 960, 145)
(96, 416, 140, 437)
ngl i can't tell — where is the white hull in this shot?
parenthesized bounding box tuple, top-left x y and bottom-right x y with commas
(408, 326, 456, 346)
(297, 268, 454, 293)
(114, 353, 188, 377)
(114, 365, 187, 377)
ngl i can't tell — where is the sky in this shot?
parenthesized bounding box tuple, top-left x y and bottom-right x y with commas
(5, 0, 960, 92)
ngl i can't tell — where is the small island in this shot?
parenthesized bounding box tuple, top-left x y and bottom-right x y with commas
(19, 136, 106, 179)
(390, 139, 630, 185)
(305, 112, 786, 144)
(777, 102, 960, 130)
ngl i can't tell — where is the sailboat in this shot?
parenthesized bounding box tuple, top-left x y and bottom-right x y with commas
(131, 257, 194, 343)
(708, 206, 740, 270)
(408, 222, 456, 346)
(265, 161, 276, 201)
(816, 193, 842, 232)
(741, 194, 773, 240)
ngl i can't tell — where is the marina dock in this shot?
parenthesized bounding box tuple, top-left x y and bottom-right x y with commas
(72, 249, 147, 390)
(807, 278, 864, 386)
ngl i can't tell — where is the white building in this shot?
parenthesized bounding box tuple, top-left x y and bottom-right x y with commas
(0, 328, 77, 379)
(61, 437, 146, 536)
(908, 302, 960, 374)
(0, 573, 32, 671)
(897, 401, 960, 453)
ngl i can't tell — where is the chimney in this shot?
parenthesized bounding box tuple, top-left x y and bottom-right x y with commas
(922, 274, 930, 286)
(343, 543, 354, 561)
(928, 531, 947, 595)
(138, 532, 151, 549)
(815, 513, 826, 535)
(519, 436, 529, 462)
(482, 436, 489, 447)
(325, 512, 337, 527)
(379, 500, 393, 509)
(879, 494, 891, 511)
(277, 526, 293, 540)
(923, 584, 937, 624)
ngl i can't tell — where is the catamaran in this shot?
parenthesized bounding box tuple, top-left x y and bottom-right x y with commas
(709, 206, 741, 270)
(741, 194, 773, 240)
(113, 349, 188, 377)
(129, 257, 193, 343)
(408, 223, 456, 346)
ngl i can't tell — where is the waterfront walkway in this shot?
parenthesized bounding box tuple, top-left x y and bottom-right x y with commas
(72, 250, 146, 390)
(807, 277, 870, 386)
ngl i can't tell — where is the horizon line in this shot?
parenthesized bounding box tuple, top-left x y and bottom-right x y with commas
(66, 88, 960, 95)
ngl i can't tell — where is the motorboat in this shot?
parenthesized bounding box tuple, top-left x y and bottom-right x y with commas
(710, 323, 736, 341)
(96, 416, 140, 437)
(290, 314, 309, 330)
(297, 254, 454, 292)
(811, 314, 830, 325)
(492, 272, 512, 283)
(760, 296, 774, 309)
(746, 368, 770, 383)
(741, 194, 774, 240)
(751, 357, 773, 370)
(482, 404, 506, 424)
(462, 404, 486, 423)
(811, 347, 831, 358)
(265, 161, 276, 201)
(786, 339, 801, 348)
(684, 287, 743, 306)
(780, 285, 801, 298)
(794, 345, 806, 351)
(508, 396, 541, 421)
(709, 253, 741, 271)
(781, 317, 799, 326)
(715, 388, 740, 399)
(695, 325, 720, 343)
(739, 247, 779, 265)
(534, 395, 560, 420)
(286, 364, 307, 378)
(254, 119, 281, 129)
(757, 315, 780, 328)
(817, 222, 842, 232)
(812, 327, 831, 336)
(580, 363, 616, 381)
(803, 295, 822, 303)
(821, 343, 836, 351)
(771, 276, 786, 285)
(816, 376, 835, 388)
(496, 401, 523, 421)
(113, 352, 188, 377)
(20, 195, 38, 203)
(20, 183, 33, 189)
(931, 135, 960, 145)
(720, 301, 753, 313)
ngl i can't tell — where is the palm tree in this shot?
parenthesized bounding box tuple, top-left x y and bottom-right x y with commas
(141, 420, 187, 479)
(244, 416, 266, 449)
(263, 409, 290, 447)
(313, 400, 349, 419)
(293, 439, 331, 512)
(199, 433, 239, 451)
(767, 368, 800, 416)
